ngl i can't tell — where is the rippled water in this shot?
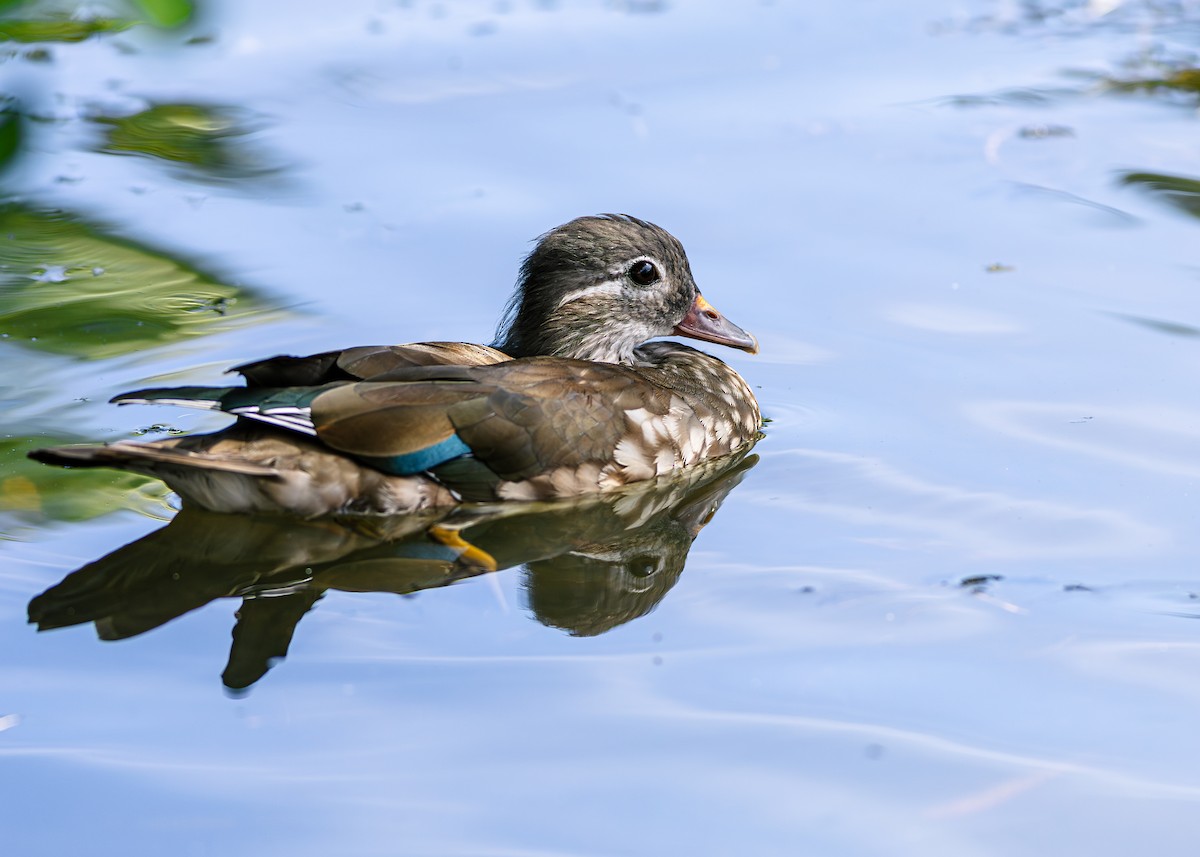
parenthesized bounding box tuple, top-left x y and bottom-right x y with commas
(5, 1, 1200, 854)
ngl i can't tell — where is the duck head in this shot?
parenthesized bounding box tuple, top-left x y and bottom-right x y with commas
(495, 214, 758, 364)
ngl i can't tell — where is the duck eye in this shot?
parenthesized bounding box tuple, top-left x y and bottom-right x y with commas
(628, 260, 660, 286)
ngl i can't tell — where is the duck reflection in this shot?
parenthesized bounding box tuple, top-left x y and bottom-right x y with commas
(29, 450, 756, 692)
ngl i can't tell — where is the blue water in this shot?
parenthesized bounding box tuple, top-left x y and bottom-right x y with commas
(5, 1, 1200, 854)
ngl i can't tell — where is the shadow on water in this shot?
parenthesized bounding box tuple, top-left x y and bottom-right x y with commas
(28, 449, 757, 693)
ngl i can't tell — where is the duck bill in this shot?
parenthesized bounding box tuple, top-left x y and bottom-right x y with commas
(673, 294, 758, 354)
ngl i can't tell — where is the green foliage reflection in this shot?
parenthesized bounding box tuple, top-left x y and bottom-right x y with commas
(0, 204, 280, 359)
(0, 15, 132, 42)
(1104, 68, 1200, 99)
(1119, 171, 1200, 219)
(131, 0, 192, 28)
(0, 104, 20, 172)
(0, 0, 192, 43)
(93, 103, 281, 182)
(1, 435, 167, 524)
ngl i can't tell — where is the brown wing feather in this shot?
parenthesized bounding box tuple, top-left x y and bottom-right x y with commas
(310, 382, 486, 457)
(339, 342, 509, 377)
(232, 350, 352, 387)
(303, 357, 677, 486)
(233, 342, 510, 387)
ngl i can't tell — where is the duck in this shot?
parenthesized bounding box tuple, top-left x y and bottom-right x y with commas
(29, 214, 762, 518)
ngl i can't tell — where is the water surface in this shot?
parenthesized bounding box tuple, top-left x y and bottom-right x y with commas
(4, 1, 1200, 854)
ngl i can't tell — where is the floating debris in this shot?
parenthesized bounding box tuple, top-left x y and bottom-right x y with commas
(960, 574, 1003, 589)
(1018, 124, 1075, 138)
(132, 423, 185, 437)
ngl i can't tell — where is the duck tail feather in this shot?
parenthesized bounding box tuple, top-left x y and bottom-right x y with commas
(110, 386, 238, 410)
(28, 442, 281, 477)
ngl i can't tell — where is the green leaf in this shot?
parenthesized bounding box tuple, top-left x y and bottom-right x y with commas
(0, 204, 284, 359)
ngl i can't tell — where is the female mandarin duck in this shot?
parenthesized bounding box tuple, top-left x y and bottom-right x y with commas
(31, 215, 761, 518)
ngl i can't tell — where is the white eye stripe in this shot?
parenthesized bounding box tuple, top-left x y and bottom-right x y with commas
(552, 280, 625, 310)
(551, 255, 667, 310)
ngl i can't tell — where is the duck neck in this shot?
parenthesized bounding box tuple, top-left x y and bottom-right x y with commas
(497, 313, 640, 364)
